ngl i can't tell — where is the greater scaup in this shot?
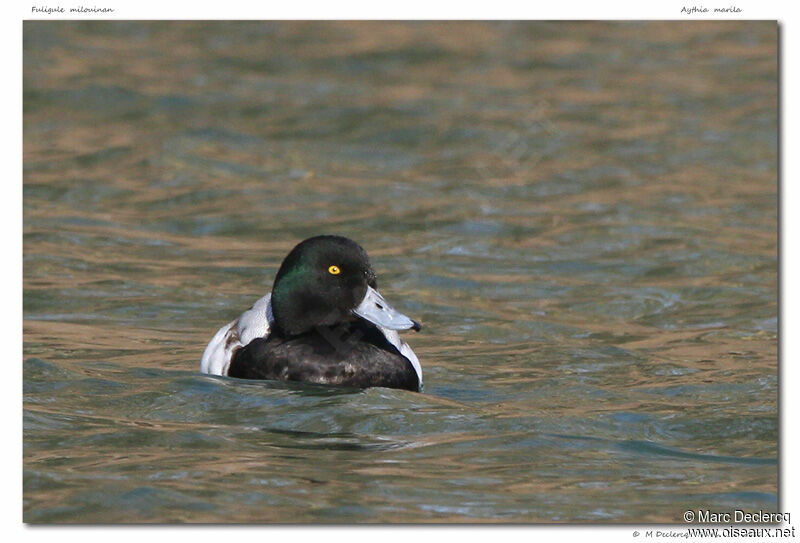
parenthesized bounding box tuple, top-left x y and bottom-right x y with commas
(200, 235, 423, 391)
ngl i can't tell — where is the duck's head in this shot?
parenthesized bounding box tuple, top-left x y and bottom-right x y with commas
(270, 235, 422, 337)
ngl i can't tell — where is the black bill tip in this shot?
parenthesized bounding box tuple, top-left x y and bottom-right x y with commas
(411, 319, 422, 332)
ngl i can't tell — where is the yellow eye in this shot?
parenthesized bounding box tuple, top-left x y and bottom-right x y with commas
(328, 265, 341, 275)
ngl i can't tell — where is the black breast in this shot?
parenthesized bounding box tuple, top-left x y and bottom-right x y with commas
(228, 321, 420, 392)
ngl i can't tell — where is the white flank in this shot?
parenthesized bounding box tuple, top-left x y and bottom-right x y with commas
(378, 326, 423, 391)
(200, 293, 273, 376)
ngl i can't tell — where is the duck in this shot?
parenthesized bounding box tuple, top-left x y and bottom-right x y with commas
(200, 235, 423, 392)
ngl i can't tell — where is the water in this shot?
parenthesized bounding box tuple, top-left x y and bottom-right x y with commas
(23, 21, 777, 523)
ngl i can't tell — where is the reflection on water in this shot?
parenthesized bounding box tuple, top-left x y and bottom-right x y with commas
(23, 21, 777, 522)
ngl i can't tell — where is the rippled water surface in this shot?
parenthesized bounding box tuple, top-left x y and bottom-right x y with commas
(23, 21, 777, 523)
